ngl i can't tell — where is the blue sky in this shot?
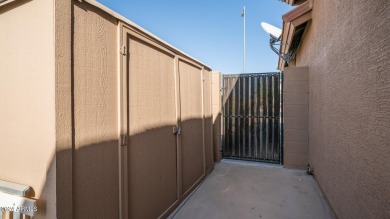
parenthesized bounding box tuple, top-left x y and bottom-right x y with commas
(98, 0, 292, 74)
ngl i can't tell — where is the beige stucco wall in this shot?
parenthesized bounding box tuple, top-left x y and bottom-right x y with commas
(0, 0, 56, 218)
(294, 1, 390, 218)
(211, 72, 222, 161)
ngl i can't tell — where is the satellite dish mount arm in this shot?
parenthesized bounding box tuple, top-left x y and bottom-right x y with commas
(269, 36, 281, 57)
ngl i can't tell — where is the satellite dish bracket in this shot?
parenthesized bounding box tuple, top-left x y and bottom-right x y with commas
(261, 22, 297, 63)
(269, 37, 295, 63)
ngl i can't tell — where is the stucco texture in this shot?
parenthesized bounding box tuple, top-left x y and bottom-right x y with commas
(0, 0, 56, 218)
(294, 0, 390, 218)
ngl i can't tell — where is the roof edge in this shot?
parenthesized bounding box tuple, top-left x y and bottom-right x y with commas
(280, 0, 308, 6)
(282, 1, 312, 22)
(277, 0, 313, 70)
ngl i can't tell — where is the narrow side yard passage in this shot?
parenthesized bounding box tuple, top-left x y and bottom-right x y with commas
(170, 160, 335, 219)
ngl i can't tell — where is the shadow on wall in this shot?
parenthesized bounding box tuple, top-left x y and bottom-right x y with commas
(213, 112, 222, 161)
(127, 117, 210, 219)
(32, 117, 213, 219)
(34, 138, 119, 219)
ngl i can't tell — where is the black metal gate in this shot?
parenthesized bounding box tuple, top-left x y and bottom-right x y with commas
(222, 72, 282, 163)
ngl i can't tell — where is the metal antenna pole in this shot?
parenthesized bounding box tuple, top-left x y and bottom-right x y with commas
(243, 6, 246, 74)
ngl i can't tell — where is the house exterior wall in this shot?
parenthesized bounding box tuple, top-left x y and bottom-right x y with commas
(0, 0, 56, 218)
(293, 0, 390, 218)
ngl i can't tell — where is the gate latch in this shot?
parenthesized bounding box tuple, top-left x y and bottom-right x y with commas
(172, 126, 182, 135)
(120, 135, 128, 146)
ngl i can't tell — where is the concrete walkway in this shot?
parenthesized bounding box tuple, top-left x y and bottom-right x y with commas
(169, 160, 335, 219)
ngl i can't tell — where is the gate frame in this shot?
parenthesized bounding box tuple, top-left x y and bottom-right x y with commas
(221, 72, 284, 164)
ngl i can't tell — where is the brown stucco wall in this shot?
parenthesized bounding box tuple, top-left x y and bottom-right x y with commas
(293, 1, 390, 218)
(0, 0, 56, 218)
(283, 67, 309, 169)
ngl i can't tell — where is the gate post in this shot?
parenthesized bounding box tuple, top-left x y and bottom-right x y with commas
(211, 71, 222, 162)
(283, 66, 309, 169)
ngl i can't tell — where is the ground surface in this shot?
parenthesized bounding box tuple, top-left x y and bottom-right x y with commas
(169, 159, 335, 219)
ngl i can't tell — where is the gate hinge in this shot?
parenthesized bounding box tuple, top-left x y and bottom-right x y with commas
(120, 45, 127, 56)
(120, 135, 128, 146)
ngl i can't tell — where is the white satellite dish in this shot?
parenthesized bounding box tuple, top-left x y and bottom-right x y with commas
(261, 21, 296, 63)
(261, 22, 282, 39)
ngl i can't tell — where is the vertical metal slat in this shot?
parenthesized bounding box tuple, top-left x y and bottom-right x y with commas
(250, 76, 255, 159)
(244, 76, 249, 158)
(272, 75, 276, 161)
(274, 75, 280, 161)
(231, 77, 236, 157)
(263, 76, 268, 160)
